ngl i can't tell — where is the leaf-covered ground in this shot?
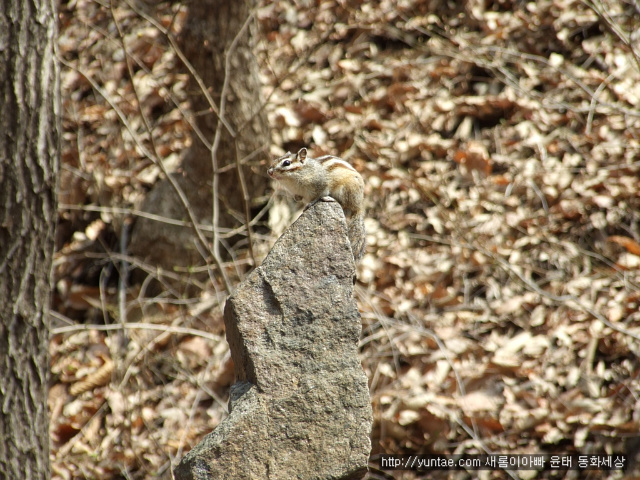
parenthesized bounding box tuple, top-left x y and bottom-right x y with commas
(53, 1, 639, 479)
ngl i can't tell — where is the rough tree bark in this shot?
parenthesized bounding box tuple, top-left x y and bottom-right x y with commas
(0, 0, 59, 479)
(129, 0, 270, 275)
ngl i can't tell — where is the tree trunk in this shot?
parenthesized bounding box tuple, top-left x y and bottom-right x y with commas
(129, 0, 270, 279)
(0, 0, 59, 478)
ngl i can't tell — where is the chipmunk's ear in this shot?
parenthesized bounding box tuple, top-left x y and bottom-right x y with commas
(298, 147, 307, 162)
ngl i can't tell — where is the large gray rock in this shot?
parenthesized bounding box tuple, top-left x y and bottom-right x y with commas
(174, 201, 372, 480)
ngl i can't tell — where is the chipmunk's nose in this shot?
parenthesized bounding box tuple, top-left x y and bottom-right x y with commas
(267, 167, 274, 177)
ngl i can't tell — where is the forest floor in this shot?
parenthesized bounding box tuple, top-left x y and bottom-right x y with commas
(52, 1, 639, 479)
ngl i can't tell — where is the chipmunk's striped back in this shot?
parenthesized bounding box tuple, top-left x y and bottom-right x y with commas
(314, 155, 358, 173)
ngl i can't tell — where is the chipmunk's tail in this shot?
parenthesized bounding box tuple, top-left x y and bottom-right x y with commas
(348, 211, 366, 261)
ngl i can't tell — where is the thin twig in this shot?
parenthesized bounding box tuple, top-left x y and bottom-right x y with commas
(70, 10, 213, 150)
(207, 9, 256, 289)
(586, 71, 617, 134)
(412, 231, 640, 342)
(118, 216, 131, 348)
(50, 315, 222, 343)
(241, 20, 338, 133)
(59, 203, 217, 232)
(59, 56, 217, 267)
(123, 0, 236, 137)
(583, 0, 640, 75)
(235, 140, 256, 266)
(109, 1, 231, 294)
(431, 40, 640, 118)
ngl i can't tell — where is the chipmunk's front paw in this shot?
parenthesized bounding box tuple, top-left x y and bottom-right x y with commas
(304, 196, 335, 211)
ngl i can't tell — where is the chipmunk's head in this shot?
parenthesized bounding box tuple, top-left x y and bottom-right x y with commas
(267, 148, 308, 178)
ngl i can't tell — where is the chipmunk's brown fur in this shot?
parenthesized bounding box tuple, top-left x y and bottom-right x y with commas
(268, 148, 366, 260)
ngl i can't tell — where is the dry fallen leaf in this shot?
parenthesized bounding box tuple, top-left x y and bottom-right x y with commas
(608, 235, 640, 256)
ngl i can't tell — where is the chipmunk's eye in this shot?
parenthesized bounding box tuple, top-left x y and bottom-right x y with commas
(282, 160, 291, 167)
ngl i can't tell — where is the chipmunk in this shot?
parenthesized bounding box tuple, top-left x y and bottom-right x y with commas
(267, 148, 366, 260)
